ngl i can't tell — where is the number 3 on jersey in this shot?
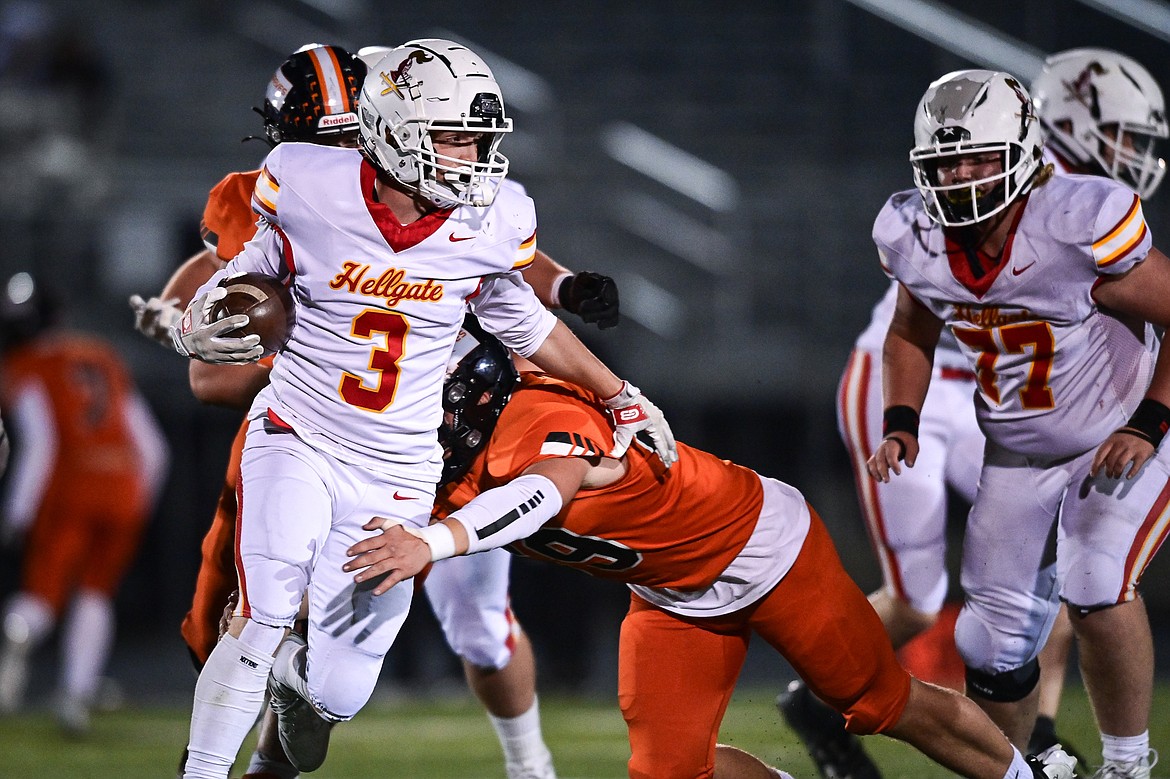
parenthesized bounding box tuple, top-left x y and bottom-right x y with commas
(953, 321, 1056, 409)
(340, 309, 410, 412)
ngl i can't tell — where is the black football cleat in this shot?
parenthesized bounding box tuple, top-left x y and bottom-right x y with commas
(776, 680, 882, 779)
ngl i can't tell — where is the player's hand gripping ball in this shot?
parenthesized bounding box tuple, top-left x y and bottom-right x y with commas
(210, 272, 295, 356)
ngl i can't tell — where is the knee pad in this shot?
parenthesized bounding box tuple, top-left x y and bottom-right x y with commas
(954, 598, 1056, 674)
(425, 554, 514, 670)
(964, 659, 1039, 703)
(308, 647, 384, 721)
(442, 606, 516, 670)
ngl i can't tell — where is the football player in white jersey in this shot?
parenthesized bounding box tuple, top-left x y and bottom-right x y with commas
(132, 43, 603, 779)
(1029, 47, 1167, 769)
(782, 49, 1170, 779)
(870, 70, 1170, 779)
(169, 39, 675, 779)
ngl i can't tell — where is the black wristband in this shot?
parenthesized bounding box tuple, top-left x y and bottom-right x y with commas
(1119, 398, 1170, 448)
(882, 405, 920, 439)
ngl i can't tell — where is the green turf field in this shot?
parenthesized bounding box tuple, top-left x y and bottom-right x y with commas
(1, 683, 1167, 778)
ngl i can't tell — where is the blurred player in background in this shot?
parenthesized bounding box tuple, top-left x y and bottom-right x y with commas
(344, 322, 1075, 779)
(132, 41, 616, 779)
(0, 271, 168, 736)
(781, 47, 1168, 779)
(160, 39, 669, 776)
(870, 69, 1169, 779)
(1028, 46, 1167, 767)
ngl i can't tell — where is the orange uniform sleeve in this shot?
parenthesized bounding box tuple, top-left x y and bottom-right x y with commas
(483, 375, 614, 482)
(201, 169, 263, 261)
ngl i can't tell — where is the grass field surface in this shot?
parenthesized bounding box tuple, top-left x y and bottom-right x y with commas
(2, 683, 1168, 778)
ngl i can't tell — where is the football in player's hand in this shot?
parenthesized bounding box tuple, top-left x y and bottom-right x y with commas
(211, 272, 295, 356)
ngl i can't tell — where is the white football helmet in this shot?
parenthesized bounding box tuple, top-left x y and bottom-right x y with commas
(357, 45, 393, 70)
(911, 70, 1043, 227)
(1032, 48, 1167, 198)
(358, 38, 512, 208)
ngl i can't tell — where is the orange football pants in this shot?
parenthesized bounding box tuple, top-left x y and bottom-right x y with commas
(619, 507, 911, 779)
(21, 473, 147, 613)
(179, 419, 247, 669)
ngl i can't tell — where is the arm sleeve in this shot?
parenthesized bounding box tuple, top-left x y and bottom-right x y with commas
(470, 272, 559, 357)
(1, 382, 57, 534)
(447, 473, 564, 555)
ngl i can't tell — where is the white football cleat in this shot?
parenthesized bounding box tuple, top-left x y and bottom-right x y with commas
(1092, 749, 1158, 779)
(267, 634, 334, 772)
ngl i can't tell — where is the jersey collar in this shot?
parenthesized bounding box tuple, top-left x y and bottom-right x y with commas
(361, 160, 454, 253)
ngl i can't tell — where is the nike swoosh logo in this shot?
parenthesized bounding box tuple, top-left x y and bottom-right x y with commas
(392, 492, 418, 501)
(448, 234, 474, 242)
(1011, 261, 1036, 276)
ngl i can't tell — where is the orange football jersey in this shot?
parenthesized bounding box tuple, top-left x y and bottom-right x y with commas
(201, 169, 263, 261)
(2, 332, 148, 498)
(436, 374, 764, 590)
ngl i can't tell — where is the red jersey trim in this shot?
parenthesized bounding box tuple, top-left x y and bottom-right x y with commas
(361, 160, 454, 252)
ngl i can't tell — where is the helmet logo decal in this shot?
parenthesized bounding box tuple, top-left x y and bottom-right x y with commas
(1066, 61, 1107, 120)
(1003, 76, 1035, 141)
(381, 50, 434, 99)
(933, 126, 970, 144)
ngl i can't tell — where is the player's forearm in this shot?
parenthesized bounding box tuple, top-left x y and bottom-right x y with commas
(521, 249, 571, 309)
(162, 249, 227, 310)
(189, 361, 272, 409)
(526, 320, 623, 399)
(881, 332, 933, 412)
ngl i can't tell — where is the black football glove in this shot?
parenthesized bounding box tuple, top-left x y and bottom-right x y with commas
(558, 272, 619, 329)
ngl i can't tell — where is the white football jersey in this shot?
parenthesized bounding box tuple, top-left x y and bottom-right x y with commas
(875, 174, 1155, 458)
(197, 142, 556, 482)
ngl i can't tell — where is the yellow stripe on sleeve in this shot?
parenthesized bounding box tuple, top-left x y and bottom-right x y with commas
(252, 167, 280, 217)
(1093, 194, 1144, 267)
(512, 231, 537, 269)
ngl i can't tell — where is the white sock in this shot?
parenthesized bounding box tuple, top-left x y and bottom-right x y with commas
(60, 590, 114, 703)
(0, 594, 55, 712)
(1102, 731, 1149, 764)
(183, 634, 274, 779)
(1002, 746, 1033, 779)
(2, 592, 55, 648)
(487, 696, 554, 771)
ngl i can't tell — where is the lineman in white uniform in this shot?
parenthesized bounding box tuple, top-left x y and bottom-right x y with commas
(170, 39, 676, 779)
(1028, 47, 1168, 768)
(870, 70, 1170, 779)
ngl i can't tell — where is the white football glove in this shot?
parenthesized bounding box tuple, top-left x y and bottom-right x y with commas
(169, 286, 263, 364)
(603, 381, 678, 468)
(1029, 745, 1077, 779)
(129, 294, 183, 347)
